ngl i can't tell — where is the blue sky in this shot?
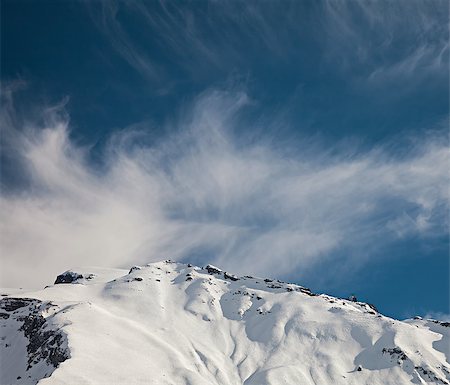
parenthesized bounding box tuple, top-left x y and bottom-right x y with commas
(1, 0, 448, 320)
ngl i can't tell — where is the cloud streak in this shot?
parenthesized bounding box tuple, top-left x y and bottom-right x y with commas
(1, 88, 448, 288)
(321, 0, 449, 79)
(90, 0, 448, 88)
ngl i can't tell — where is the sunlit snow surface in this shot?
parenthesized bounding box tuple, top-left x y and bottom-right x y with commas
(1, 261, 449, 384)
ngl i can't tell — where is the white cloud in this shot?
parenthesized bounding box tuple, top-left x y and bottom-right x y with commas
(422, 312, 450, 322)
(0, 88, 448, 288)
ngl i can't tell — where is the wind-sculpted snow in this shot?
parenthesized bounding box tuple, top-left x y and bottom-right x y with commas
(1, 261, 449, 384)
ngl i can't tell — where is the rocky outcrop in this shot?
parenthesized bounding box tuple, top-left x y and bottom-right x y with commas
(0, 297, 69, 376)
(54, 271, 83, 284)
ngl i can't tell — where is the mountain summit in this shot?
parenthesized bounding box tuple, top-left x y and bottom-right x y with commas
(1, 260, 449, 384)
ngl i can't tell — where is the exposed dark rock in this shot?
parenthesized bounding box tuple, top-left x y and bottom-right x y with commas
(224, 272, 239, 281)
(382, 347, 408, 362)
(205, 265, 222, 275)
(1, 297, 70, 375)
(0, 298, 35, 312)
(128, 266, 142, 274)
(0, 312, 9, 319)
(429, 319, 450, 328)
(414, 365, 448, 384)
(133, 277, 143, 282)
(54, 272, 83, 284)
(299, 287, 315, 296)
(18, 305, 69, 371)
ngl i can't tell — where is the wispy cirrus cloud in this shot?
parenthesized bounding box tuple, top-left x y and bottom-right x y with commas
(91, 0, 162, 81)
(88, 0, 448, 90)
(321, 0, 449, 77)
(1, 86, 448, 288)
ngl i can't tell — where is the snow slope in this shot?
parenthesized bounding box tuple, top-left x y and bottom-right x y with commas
(1, 260, 449, 385)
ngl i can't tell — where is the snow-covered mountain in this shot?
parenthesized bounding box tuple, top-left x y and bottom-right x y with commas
(1, 260, 449, 385)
